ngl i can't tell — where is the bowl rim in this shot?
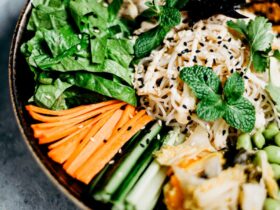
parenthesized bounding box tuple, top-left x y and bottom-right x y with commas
(8, 1, 89, 209)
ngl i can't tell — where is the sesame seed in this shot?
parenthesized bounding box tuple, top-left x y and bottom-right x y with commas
(146, 139, 150, 144)
(127, 126, 132, 131)
(235, 61, 240, 66)
(217, 41, 222, 44)
(218, 36, 222, 39)
(157, 134, 160, 140)
(103, 139, 107, 143)
(158, 120, 162, 126)
(118, 149, 122, 154)
(210, 49, 214, 52)
(129, 114, 133, 119)
(78, 125, 84, 129)
(178, 53, 182, 56)
(90, 137, 95, 142)
(140, 143, 145, 148)
(240, 72, 244, 76)
(187, 116, 192, 120)
(170, 85, 174, 88)
(222, 130, 226, 135)
(193, 56, 197, 63)
(199, 42, 205, 47)
(77, 45, 81, 50)
(223, 44, 228, 49)
(117, 128, 121, 131)
(230, 55, 234, 60)
(78, 34, 82, 39)
(183, 42, 187, 46)
(230, 69, 234, 73)
(244, 75, 249, 80)
(183, 105, 187, 109)
(177, 67, 180, 71)
(103, 2, 108, 7)
(195, 50, 200, 53)
(213, 58, 216, 64)
(109, 160, 115, 165)
(228, 38, 232, 42)
(45, 95, 51, 100)
(254, 98, 258, 101)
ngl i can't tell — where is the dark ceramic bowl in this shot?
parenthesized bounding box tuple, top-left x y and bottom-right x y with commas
(8, 1, 280, 210)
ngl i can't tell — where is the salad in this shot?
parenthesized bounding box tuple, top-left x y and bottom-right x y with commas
(22, 0, 280, 209)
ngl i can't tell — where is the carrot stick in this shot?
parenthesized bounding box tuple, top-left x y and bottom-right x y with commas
(65, 109, 123, 176)
(38, 118, 95, 144)
(48, 119, 96, 150)
(63, 110, 116, 173)
(25, 100, 119, 116)
(48, 127, 90, 164)
(75, 112, 153, 184)
(31, 102, 125, 129)
(27, 100, 119, 123)
(112, 105, 135, 135)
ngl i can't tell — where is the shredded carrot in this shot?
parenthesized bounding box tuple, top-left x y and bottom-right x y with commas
(75, 112, 153, 184)
(65, 109, 123, 176)
(31, 102, 125, 129)
(112, 105, 135, 135)
(25, 100, 119, 116)
(27, 100, 119, 123)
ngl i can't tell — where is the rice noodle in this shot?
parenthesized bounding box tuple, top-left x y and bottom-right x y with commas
(134, 14, 279, 149)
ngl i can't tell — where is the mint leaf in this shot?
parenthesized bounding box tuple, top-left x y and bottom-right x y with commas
(197, 95, 225, 122)
(227, 19, 247, 37)
(224, 72, 244, 102)
(159, 7, 181, 27)
(223, 97, 256, 133)
(134, 26, 169, 58)
(179, 66, 221, 100)
(247, 16, 274, 52)
(273, 50, 280, 61)
(253, 51, 269, 72)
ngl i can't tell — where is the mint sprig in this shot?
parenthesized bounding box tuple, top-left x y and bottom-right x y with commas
(227, 16, 274, 73)
(180, 66, 256, 132)
(134, 0, 183, 58)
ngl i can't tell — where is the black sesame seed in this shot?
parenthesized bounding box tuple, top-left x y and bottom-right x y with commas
(213, 58, 216, 64)
(167, 37, 173, 41)
(210, 49, 214, 52)
(223, 45, 228, 49)
(187, 116, 192, 120)
(230, 69, 234, 73)
(117, 128, 121, 131)
(240, 72, 244, 76)
(140, 143, 145, 148)
(218, 41, 222, 44)
(235, 61, 240, 66)
(222, 130, 226, 135)
(199, 42, 205, 47)
(193, 56, 197, 63)
(202, 26, 206, 30)
(196, 50, 200, 53)
(103, 139, 108, 143)
(218, 36, 222, 39)
(139, 84, 144, 88)
(261, 94, 265, 100)
(177, 67, 180, 71)
(230, 55, 234, 60)
(144, 102, 149, 106)
(183, 105, 187, 109)
(228, 38, 232, 42)
(170, 85, 174, 88)
(146, 139, 150, 144)
(183, 42, 187, 46)
(178, 53, 182, 56)
(254, 98, 258, 101)
(244, 75, 249, 80)
(127, 126, 132, 131)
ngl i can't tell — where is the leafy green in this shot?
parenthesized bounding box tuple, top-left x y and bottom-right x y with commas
(180, 66, 256, 132)
(22, 0, 137, 109)
(179, 65, 221, 100)
(91, 37, 107, 64)
(108, 0, 123, 22)
(134, 26, 169, 58)
(223, 72, 244, 103)
(134, 0, 182, 58)
(34, 79, 72, 109)
(223, 98, 256, 133)
(63, 72, 137, 106)
(196, 96, 225, 122)
(273, 50, 280, 61)
(227, 17, 274, 73)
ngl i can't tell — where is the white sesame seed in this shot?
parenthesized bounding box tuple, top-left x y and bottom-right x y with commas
(157, 120, 162, 126)
(94, 29, 100, 33)
(129, 114, 134, 119)
(77, 45, 81, 50)
(78, 34, 82, 39)
(103, 2, 108, 7)
(109, 160, 115, 165)
(78, 125, 84, 129)
(118, 149, 122, 154)
(157, 134, 160, 140)
(45, 95, 51, 100)
(141, 126, 146, 130)
(90, 137, 95, 142)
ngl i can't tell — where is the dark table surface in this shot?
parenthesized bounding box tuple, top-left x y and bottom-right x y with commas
(0, 1, 79, 209)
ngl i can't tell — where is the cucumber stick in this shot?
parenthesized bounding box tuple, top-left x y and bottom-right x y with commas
(93, 123, 162, 201)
